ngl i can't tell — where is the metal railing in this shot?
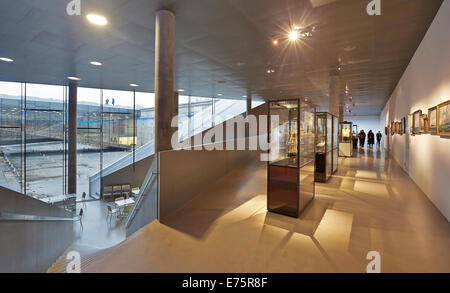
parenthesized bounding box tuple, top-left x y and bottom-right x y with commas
(125, 165, 158, 229)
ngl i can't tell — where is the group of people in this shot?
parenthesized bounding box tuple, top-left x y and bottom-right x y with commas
(358, 129, 382, 148)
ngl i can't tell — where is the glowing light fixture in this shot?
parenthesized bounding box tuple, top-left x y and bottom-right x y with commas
(87, 14, 108, 26)
(0, 57, 14, 62)
(90, 61, 102, 66)
(178, 89, 185, 92)
(288, 30, 299, 41)
(217, 93, 223, 96)
(67, 76, 81, 81)
(242, 95, 247, 98)
(272, 39, 279, 46)
(129, 83, 139, 87)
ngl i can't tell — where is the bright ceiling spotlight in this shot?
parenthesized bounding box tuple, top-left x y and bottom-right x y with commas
(272, 39, 279, 46)
(178, 89, 185, 92)
(0, 57, 14, 62)
(87, 14, 108, 26)
(242, 95, 247, 98)
(90, 61, 102, 66)
(217, 93, 223, 96)
(129, 83, 139, 87)
(288, 30, 299, 41)
(67, 76, 81, 81)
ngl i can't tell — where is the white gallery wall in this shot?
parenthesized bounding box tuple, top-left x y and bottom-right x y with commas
(380, 1, 450, 221)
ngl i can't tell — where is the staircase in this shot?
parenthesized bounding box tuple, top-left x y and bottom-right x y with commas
(47, 244, 112, 273)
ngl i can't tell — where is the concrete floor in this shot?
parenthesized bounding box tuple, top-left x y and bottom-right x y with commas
(73, 200, 126, 249)
(82, 147, 450, 273)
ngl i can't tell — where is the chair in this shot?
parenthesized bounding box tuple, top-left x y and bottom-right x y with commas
(103, 186, 113, 201)
(74, 208, 84, 230)
(106, 204, 119, 224)
(81, 192, 87, 209)
(121, 184, 131, 198)
(113, 185, 122, 200)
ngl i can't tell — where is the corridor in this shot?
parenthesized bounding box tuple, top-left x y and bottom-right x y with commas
(81, 148, 450, 273)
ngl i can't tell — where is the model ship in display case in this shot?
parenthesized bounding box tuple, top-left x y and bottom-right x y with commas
(267, 99, 316, 218)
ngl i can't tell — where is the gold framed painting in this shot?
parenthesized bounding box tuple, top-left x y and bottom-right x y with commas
(402, 117, 406, 135)
(422, 114, 428, 133)
(437, 100, 450, 137)
(413, 110, 422, 134)
(428, 106, 437, 134)
(408, 114, 413, 134)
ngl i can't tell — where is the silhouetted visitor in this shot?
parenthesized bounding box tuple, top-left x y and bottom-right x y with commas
(376, 131, 382, 147)
(368, 130, 375, 148)
(358, 130, 366, 148)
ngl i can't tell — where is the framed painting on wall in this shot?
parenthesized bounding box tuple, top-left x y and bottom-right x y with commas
(402, 117, 406, 135)
(396, 121, 401, 135)
(408, 114, 413, 134)
(422, 114, 428, 133)
(428, 106, 437, 134)
(413, 110, 422, 134)
(437, 100, 450, 137)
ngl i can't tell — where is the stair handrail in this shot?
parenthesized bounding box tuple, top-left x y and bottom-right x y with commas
(125, 164, 158, 228)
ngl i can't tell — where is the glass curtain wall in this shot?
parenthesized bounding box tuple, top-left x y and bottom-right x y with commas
(0, 81, 23, 193)
(77, 87, 102, 198)
(177, 96, 249, 143)
(24, 83, 66, 198)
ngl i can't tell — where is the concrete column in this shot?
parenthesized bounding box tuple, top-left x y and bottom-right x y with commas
(154, 10, 175, 153)
(329, 73, 341, 120)
(68, 82, 77, 195)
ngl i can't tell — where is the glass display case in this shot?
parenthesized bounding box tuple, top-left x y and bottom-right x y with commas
(315, 112, 338, 182)
(267, 99, 316, 218)
(339, 121, 353, 157)
(332, 116, 338, 173)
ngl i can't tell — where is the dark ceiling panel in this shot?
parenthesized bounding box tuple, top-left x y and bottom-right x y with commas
(0, 0, 443, 115)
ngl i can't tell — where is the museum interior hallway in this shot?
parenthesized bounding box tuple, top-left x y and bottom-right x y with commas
(51, 147, 450, 273)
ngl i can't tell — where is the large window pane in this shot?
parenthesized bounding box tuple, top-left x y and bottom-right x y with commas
(0, 81, 23, 192)
(25, 83, 65, 198)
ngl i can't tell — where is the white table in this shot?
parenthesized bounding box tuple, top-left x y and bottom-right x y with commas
(114, 198, 135, 208)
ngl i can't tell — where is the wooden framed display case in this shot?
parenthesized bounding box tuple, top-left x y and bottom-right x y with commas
(314, 112, 338, 182)
(339, 121, 353, 157)
(267, 99, 316, 218)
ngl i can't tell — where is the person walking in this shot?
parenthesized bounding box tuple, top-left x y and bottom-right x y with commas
(358, 130, 366, 148)
(376, 131, 382, 148)
(368, 130, 375, 148)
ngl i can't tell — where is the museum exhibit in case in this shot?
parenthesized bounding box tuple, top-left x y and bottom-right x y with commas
(339, 121, 353, 157)
(315, 112, 338, 182)
(332, 116, 339, 173)
(267, 99, 316, 218)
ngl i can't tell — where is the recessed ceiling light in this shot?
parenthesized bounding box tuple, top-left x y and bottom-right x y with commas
(0, 57, 14, 62)
(272, 40, 278, 46)
(129, 83, 139, 87)
(67, 76, 81, 81)
(87, 14, 108, 26)
(90, 61, 102, 66)
(242, 95, 247, 98)
(178, 89, 185, 92)
(288, 30, 299, 41)
(217, 94, 223, 96)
